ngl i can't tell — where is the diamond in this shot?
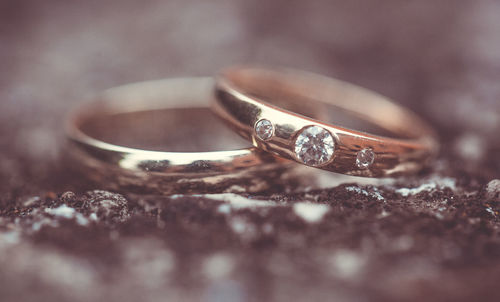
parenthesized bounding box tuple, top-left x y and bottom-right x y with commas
(254, 119, 273, 140)
(294, 126, 335, 166)
(356, 148, 375, 169)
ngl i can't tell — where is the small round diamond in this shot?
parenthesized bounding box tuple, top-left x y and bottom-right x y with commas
(294, 126, 335, 166)
(254, 119, 273, 140)
(356, 148, 375, 169)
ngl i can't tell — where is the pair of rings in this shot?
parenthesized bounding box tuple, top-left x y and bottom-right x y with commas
(66, 66, 439, 194)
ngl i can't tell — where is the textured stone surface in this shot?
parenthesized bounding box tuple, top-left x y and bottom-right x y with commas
(1, 1, 500, 302)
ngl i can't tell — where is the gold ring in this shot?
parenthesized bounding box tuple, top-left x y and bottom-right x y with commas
(213, 66, 439, 177)
(65, 77, 290, 194)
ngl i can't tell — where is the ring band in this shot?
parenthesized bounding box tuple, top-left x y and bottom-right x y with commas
(213, 66, 439, 177)
(65, 77, 290, 194)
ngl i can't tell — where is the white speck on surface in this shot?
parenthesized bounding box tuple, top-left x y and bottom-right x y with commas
(217, 204, 231, 214)
(454, 133, 486, 161)
(435, 212, 444, 220)
(122, 238, 175, 288)
(44, 204, 89, 226)
(439, 177, 457, 190)
(32, 217, 59, 231)
(45, 204, 75, 219)
(485, 207, 496, 216)
(345, 186, 385, 201)
(396, 177, 457, 197)
(227, 185, 246, 193)
(179, 173, 236, 186)
(204, 193, 277, 210)
(228, 216, 257, 241)
(75, 214, 89, 226)
(310, 166, 395, 189)
(486, 179, 500, 201)
(229, 217, 253, 233)
(293, 202, 330, 223)
(0, 231, 21, 245)
(89, 213, 98, 221)
(203, 253, 235, 280)
(230, 218, 246, 234)
(329, 250, 366, 279)
(23, 196, 40, 207)
(397, 183, 436, 197)
(377, 209, 391, 218)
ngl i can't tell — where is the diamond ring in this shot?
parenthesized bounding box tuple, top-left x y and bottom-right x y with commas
(213, 66, 439, 177)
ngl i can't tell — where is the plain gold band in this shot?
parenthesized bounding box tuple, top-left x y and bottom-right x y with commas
(65, 77, 290, 194)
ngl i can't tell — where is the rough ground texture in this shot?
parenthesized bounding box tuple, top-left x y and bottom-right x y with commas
(1, 0, 500, 301)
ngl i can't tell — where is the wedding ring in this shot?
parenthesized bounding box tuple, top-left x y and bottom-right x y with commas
(65, 77, 290, 194)
(213, 66, 439, 177)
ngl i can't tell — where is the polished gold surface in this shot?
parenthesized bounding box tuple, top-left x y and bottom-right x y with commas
(213, 66, 439, 177)
(65, 77, 291, 194)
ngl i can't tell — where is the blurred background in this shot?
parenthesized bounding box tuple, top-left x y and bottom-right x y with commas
(1, 0, 499, 195)
(1, 0, 499, 301)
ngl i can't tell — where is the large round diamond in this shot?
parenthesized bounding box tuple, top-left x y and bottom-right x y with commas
(294, 126, 335, 166)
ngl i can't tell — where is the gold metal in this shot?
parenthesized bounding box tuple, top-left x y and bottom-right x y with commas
(213, 66, 439, 177)
(65, 77, 291, 194)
